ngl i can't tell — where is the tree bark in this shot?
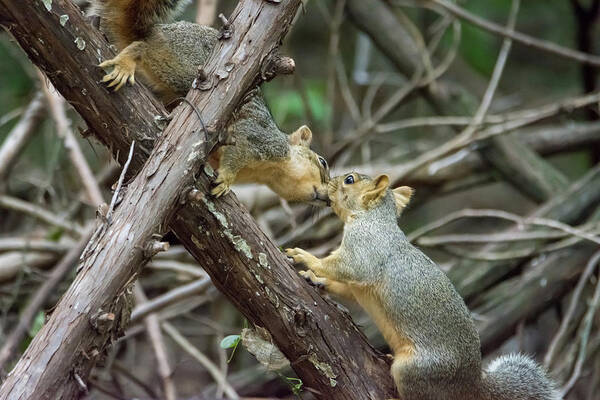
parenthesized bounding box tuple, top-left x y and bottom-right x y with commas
(0, 0, 395, 399)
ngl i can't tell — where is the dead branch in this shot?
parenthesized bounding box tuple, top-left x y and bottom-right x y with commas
(134, 285, 177, 400)
(0, 92, 45, 183)
(38, 71, 104, 206)
(347, 0, 569, 203)
(0, 227, 93, 373)
(0, 194, 85, 237)
(449, 165, 600, 299)
(425, 0, 600, 66)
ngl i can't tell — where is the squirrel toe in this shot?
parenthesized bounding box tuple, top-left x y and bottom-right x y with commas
(211, 183, 231, 197)
(99, 58, 136, 91)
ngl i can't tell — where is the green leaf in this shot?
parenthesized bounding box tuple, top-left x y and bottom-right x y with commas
(46, 227, 64, 242)
(220, 334, 241, 349)
(29, 311, 45, 337)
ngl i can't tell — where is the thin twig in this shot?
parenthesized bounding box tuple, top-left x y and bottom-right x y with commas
(134, 285, 177, 400)
(147, 260, 207, 278)
(106, 141, 135, 223)
(407, 208, 600, 246)
(38, 71, 104, 206)
(463, 0, 519, 137)
(332, 18, 462, 159)
(0, 227, 93, 372)
(0, 238, 73, 254)
(561, 253, 600, 396)
(545, 250, 600, 369)
(195, 0, 218, 26)
(0, 92, 45, 182)
(324, 0, 346, 144)
(426, 0, 600, 66)
(87, 379, 126, 400)
(0, 105, 25, 128)
(335, 57, 361, 124)
(130, 276, 212, 324)
(416, 230, 573, 246)
(396, 0, 519, 177)
(397, 91, 600, 178)
(0, 195, 84, 237)
(111, 360, 158, 399)
(0, 252, 57, 284)
(162, 321, 240, 400)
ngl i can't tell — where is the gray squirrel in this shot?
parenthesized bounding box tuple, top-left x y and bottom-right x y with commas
(287, 172, 560, 400)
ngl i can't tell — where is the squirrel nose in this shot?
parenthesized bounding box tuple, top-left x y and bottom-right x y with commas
(314, 187, 330, 206)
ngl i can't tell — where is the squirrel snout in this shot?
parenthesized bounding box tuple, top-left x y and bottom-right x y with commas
(313, 187, 331, 207)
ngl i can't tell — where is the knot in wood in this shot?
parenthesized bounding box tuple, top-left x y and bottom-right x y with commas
(261, 53, 295, 81)
(193, 68, 213, 91)
(90, 310, 115, 334)
(184, 188, 204, 204)
(293, 306, 309, 337)
(144, 240, 170, 258)
(218, 13, 233, 40)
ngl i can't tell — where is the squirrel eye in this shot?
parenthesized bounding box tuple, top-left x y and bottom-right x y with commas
(318, 156, 328, 169)
(344, 175, 355, 185)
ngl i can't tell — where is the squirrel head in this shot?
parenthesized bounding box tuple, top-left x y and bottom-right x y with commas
(268, 126, 330, 205)
(328, 172, 413, 222)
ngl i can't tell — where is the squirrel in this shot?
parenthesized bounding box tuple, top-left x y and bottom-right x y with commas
(286, 173, 559, 400)
(91, 0, 330, 204)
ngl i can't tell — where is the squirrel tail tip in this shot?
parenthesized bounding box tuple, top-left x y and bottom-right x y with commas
(483, 353, 561, 400)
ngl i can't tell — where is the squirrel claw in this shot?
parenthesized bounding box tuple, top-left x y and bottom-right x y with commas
(99, 57, 136, 91)
(299, 270, 325, 288)
(211, 182, 231, 197)
(285, 247, 313, 265)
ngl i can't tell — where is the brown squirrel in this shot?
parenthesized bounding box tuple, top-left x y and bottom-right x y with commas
(287, 173, 559, 400)
(91, 0, 330, 204)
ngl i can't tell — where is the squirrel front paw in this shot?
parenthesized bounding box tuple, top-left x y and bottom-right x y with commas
(211, 171, 236, 197)
(211, 182, 231, 197)
(99, 55, 136, 91)
(299, 270, 326, 289)
(285, 247, 320, 268)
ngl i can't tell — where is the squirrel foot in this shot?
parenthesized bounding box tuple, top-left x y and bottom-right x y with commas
(299, 270, 326, 289)
(99, 54, 136, 91)
(211, 182, 231, 197)
(285, 247, 318, 267)
(211, 171, 236, 197)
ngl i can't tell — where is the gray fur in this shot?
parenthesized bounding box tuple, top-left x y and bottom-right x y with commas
(223, 90, 289, 173)
(143, 24, 289, 166)
(482, 354, 561, 400)
(150, 22, 218, 94)
(340, 190, 559, 400)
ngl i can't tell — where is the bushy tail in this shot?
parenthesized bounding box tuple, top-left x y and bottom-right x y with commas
(482, 354, 561, 400)
(90, 0, 191, 46)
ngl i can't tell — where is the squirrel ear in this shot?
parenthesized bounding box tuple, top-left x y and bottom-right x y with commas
(362, 174, 390, 207)
(289, 125, 313, 147)
(393, 186, 414, 216)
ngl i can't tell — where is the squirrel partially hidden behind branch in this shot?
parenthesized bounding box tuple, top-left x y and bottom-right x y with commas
(287, 173, 560, 400)
(91, 0, 330, 204)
